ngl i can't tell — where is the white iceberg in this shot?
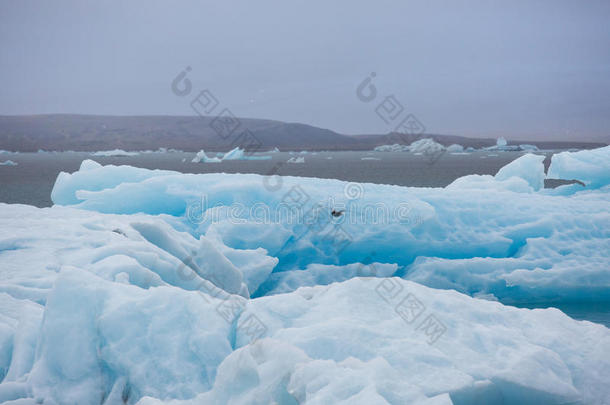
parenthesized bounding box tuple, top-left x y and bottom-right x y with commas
(446, 144, 464, 153)
(222, 146, 246, 160)
(192, 147, 271, 163)
(409, 138, 446, 154)
(91, 149, 140, 157)
(136, 279, 610, 405)
(0, 160, 17, 166)
(547, 145, 610, 189)
(495, 153, 546, 190)
(484, 137, 524, 152)
(447, 153, 545, 192)
(373, 144, 410, 152)
(191, 150, 221, 163)
(287, 156, 305, 164)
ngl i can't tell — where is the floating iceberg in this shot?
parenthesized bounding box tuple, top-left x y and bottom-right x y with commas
(0, 219, 608, 405)
(374, 140, 447, 155)
(547, 145, 610, 189)
(519, 144, 539, 151)
(495, 153, 546, 190)
(0, 160, 17, 166)
(287, 156, 305, 164)
(91, 149, 140, 157)
(51, 159, 177, 206)
(485, 138, 524, 152)
(448, 153, 546, 192)
(446, 144, 464, 153)
(191, 150, 221, 163)
(222, 147, 247, 160)
(409, 138, 446, 154)
(373, 144, 410, 152)
(192, 147, 271, 163)
(1, 147, 609, 404)
(480, 137, 533, 152)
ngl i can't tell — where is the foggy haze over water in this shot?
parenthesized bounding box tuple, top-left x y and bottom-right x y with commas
(1, 0, 609, 142)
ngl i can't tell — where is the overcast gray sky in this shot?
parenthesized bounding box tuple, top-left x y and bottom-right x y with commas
(1, 0, 609, 141)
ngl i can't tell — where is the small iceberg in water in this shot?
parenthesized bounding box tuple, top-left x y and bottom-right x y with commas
(91, 149, 140, 157)
(192, 147, 272, 163)
(287, 156, 305, 164)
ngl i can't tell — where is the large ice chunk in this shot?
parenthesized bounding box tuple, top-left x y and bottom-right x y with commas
(409, 138, 445, 154)
(495, 153, 546, 191)
(46, 152, 610, 305)
(51, 160, 177, 205)
(1, 184, 610, 404)
(26, 269, 234, 404)
(0, 203, 273, 302)
(235, 279, 610, 405)
(133, 279, 610, 405)
(447, 153, 546, 192)
(547, 145, 610, 188)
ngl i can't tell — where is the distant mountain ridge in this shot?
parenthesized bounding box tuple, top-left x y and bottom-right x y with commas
(0, 114, 605, 152)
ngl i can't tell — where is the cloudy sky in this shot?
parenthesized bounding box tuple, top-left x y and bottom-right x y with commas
(1, 0, 609, 141)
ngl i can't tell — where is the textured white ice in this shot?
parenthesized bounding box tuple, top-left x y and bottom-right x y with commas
(0, 147, 609, 404)
(192, 147, 272, 163)
(91, 149, 140, 157)
(547, 145, 610, 189)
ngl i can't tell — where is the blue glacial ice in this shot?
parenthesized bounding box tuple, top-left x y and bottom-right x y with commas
(547, 145, 610, 189)
(47, 149, 610, 303)
(0, 146, 609, 404)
